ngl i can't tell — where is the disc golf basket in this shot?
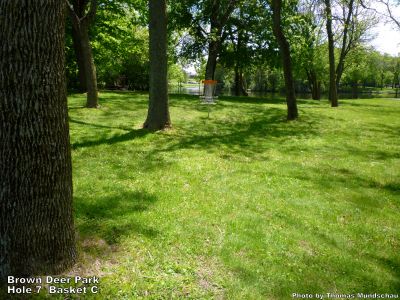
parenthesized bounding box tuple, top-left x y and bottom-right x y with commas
(200, 80, 218, 118)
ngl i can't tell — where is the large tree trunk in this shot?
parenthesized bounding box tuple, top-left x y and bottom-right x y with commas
(306, 69, 321, 100)
(0, 0, 76, 280)
(351, 82, 358, 98)
(71, 25, 87, 92)
(234, 67, 248, 96)
(325, 0, 338, 107)
(271, 0, 298, 120)
(335, 0, 354, 93)
(205, 40, 219, 80)
(68, 0, 99, 108)
(204, 1, 238, 80)
(79, 26, 98, 108)
(143, 0, 171, 130)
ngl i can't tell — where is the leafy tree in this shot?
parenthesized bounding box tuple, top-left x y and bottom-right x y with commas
(143, 0, 171, 130)
(361, 0, 400, 29)
(324, 0, 339, 106)
(220, 0, 277, 95)
(0, 0, 75, 279)
(93, 1, 149, 89)
(170, 0, 241, 80)
(290, 1, 326, 100)
(324, 0, 377, 106)
(67, 0, 99, 108)
(270, 0, 298, 119)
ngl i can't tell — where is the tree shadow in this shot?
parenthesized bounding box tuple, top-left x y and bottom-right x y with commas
(151, 107, 326, 159)
(227, 209, 400, 297)
(219, 95, 286, 104)
(340, 100, 400, 109)
(365, 255, 400, 292)
(289, 164, 400, 204)
(366, 123, 400, 140)
(75, 190, 159, 246)
(69, 118, 133, 131)
(71, 128, 149, 149)
(68, 106, 86, 110)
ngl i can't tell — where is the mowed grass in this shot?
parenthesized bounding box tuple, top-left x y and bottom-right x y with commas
(56, 93, 400, 298)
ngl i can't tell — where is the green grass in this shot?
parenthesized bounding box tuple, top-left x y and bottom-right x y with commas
(32, 92, 400, 298)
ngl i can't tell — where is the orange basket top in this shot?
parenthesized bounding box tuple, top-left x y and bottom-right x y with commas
(201, 80, 218, 84)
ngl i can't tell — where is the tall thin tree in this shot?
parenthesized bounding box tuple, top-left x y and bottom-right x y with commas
(67, 0, 99, 108)
(324, 0, 339, 107)
(204, 0, 239, 80)
(270, 0, 299, 120)
(0, 1, 76, 279)
(143, 0, 171, 130)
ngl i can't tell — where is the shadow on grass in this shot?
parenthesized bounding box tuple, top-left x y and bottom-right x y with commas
(152, 107, 325, 159)
(367, 255, 400, 292)
(290, 164, 400, 198)
(367, 123, 400, 139)
(340, 99, 400, 108)
(75, 190, 158, 246)
(228, 210, 400, 297)
(218, 95, 286, 105)
(69, 118, 133, 131)
(71, 128, 149, 149)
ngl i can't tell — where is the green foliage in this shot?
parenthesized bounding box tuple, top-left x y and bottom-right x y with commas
(63, 0, 400, 95)
(65, 0, 150, 90)
(341, 48, 400, 90)
(219, 0, 279, 71)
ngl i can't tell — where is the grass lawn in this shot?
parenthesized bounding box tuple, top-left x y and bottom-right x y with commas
(40, 93, 400, 298)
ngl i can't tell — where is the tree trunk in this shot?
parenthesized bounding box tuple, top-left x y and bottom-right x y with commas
(79, 26, 98, 108)
(0, 0, 76, 280)
(271, 0, 298, 120)
(335, 0, 354, 93)
(143, 0, 171, 130)
(351, 82, 358, 98)
(71, 25, 87, 92)
(234, 67, 248, 96)
(306, 69, 321, 100)
(205, 40, 219, 80)
(68, 0, 98, 108)
(325, 0, 338, 107)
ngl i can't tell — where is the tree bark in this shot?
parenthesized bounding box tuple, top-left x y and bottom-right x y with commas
(79, 27, 98, 108)
(234, 67, 248, 96)
(71, 25, 87, 92)
(0, 0, 76, 280)
(143, 0, 171, 130)
(205, 40, 220, 80)
(325, 0, 339, 107)
(335, 0, 354, 91)
(204, 0, 238, 80)
(271, 0, 298, 120)
(67, 0, 99, 108)
(306, 69, 321, 100)
(351, 82, 358, 98)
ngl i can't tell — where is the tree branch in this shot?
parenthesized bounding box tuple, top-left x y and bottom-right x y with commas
(65, 0, 80, 30)
(81, 0, 97, 25)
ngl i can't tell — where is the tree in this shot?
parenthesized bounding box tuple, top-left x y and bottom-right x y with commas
(143, 0, 171, 130)
(324, 0, 338, 106)
(170, 0, 240, 80)
(270, 0, 299, 120)
(67, 0, 99, 108)
(324, 0, 376, 106)
(0, 1, 76, 279)
(291, 0, 326, 100)
(361, 0, 400, 29)
(220, 1, 276, 96)
(204, 0, 239, 80)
